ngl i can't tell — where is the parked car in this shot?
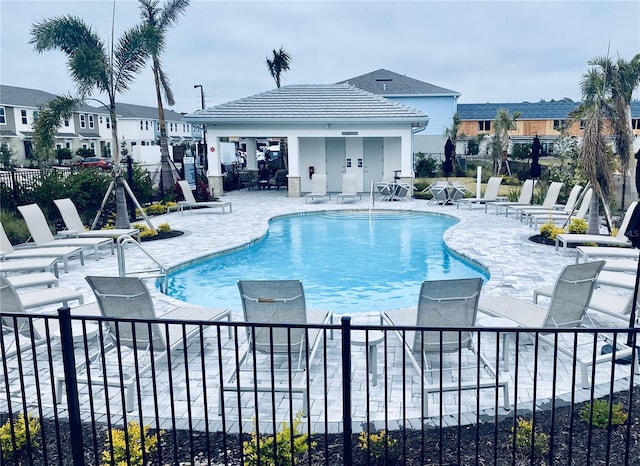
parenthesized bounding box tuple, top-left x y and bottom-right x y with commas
(72, 157, 113, 170)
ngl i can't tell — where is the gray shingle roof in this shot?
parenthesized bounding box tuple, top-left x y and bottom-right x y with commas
(0, 85, 108, 114)
(114, 102, 185, 121)
(457, 101, 581, 120)
(338, 69, 460, 97)
(184, 84, 428, 123)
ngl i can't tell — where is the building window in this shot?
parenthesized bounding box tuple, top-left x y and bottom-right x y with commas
(82, 143, 88, 150)
(0, 107, 5, 124)
(88, 115, 95, 128)
(32, 111, 38, 122)
(55, 143, 62, 150)
(145, 121, 149, 130)
(99, 116, 103, 124)
(632, 119, 640, 130)
(21, 109, 28, 125)
(579, 119, 586, 129)
(63, 118, 70, 127)
(106, 116, 110, 129)
(80, 114, 86, 128)
(65, 141, 71, 149)
(553, 119, 567, 131)
(140, 120, 143, 130)
(478, 121, 491, 131)
(90, 141, 95, 150)
(156, 122, 159, 131)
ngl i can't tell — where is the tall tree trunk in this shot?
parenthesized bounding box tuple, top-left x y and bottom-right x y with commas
(153, 61, 176, 195)
(586, 194, 600, 235)
(110, 105, 131, 229)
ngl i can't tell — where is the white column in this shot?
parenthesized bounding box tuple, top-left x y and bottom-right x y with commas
(246, 137, 257, 170)
(287, 135, 300, 177)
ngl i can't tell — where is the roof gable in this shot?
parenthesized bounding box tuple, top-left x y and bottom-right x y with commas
(184, 84, 428, 123)
(338, 69, 460, 97)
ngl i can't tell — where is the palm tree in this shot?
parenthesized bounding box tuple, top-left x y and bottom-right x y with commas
(138, 0, 190, 196)
(30, 14, 153, 229)
(266, 46, 291, 88)
(492, 109, 520, 175)
(32, 95, 79, 166)
(590, 54, 640, 208)
(571, 66, 615, 235)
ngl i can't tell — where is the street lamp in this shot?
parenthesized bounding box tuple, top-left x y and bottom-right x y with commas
(193, 84, 207, 172)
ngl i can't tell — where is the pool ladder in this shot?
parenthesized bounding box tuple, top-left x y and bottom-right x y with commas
(116, 235, 169, 293)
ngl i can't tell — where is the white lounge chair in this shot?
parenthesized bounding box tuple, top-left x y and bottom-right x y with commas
(168, 180, 232, 214)
(17, 204, 114, 260)
(528, 188, 592, 229)
(456, 176, 503, 210)
(59, 276, 232, 412)
(576, 245, 640, 264)
(54, 198, 140, 241)
(1, 221, 84, 273)
(0, 276, 93, 358)
(485, 179, 536, 215)
(507, 181, 564, 218)
(5, 272, 58, 290)
(336, 174, 361, 204)
(220, 280, 333, 416)
(0, 257, 59, 277)
(305, 173, 331, 203)
(517, 184, 581, 222)
(478, 261, 637, 388)
(382, 278, 509, 417)
(555, 201, 637, 253)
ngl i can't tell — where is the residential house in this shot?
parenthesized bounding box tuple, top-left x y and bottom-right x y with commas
(338, 69, 460, 153)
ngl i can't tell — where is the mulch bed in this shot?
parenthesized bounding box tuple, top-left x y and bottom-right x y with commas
(529, 234, 578, 247)
(6, 390, 639, 465)
(140, 230, 184, 242)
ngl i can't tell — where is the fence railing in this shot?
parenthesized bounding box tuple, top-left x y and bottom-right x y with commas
(1, 309, 638, 465)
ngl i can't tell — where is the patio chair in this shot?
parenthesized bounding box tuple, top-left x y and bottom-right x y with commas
(509, 181, 564, 218)
(1, 221, 84, 273)
(219, 280, 333, 416)
(478, 261, 637, 388)
(448, 181, 468, 203)
(555, 201, 637, 253)
(0, 275, 89, 357)
(425, 180, 450, 205)
(58, 276, 232, 412)
(0, 257, 59, 277)
(17, 204, 114, 260)
(381, 278, 509, 417)
(517, 184, 581, 223)
(375, 180, 394, 201)
(485, 179, 536, 215)
(269, 169, 288, 190)
(456, 176, 503, 210)
(336, 174, 361, 204)
(168, 180, 232, 214)
(54, 198, 140, 241)
(305, 173, 331, 203)
(576, 246, 640, 264)
(528, 188, 593, 229)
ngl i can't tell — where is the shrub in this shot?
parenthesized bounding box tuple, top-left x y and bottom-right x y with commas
(101, 421, 161, 466)
(510, 418, 549, 457)
(414, 152, 438, 177)
(157, 222, 171, 233)
(243, 411, 314, 466)
(580, 399, 628, 428)
(567, 218, 587, 234)
(133, 222, 158, 239)
(0, 413, 41, 461)
(358, 429, 398, 462)
(539, 222, 564, 240)
(142, 201, 178, 216)
(0, 211, 30, 244)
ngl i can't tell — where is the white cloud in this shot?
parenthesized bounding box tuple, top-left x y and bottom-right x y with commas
(1, 0, 638, 113)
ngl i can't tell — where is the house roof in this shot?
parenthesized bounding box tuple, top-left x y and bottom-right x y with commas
(0, 85, 107, 113)
(184, 84, 428, 124)
(114, 102, 185, 121)
(337, 69, 460, 97)
(457, 101, 581, 120)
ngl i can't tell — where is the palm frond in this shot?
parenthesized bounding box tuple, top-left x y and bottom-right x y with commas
(113, 24, 153, 93)
(30, 15, 103, 55)
(157, 62, 175, 106)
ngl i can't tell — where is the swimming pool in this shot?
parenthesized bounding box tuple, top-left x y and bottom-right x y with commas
(166, 211, 489, 314)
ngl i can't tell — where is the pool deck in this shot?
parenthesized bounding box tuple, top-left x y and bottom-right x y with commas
(5, 188, 636, 432)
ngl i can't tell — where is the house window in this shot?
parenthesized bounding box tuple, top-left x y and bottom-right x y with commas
(21, 109, 28, 125)
(63, 118, 70, 127)
(145, 121, 149, 130)
(88, 115, 95, 128)
(80, 114, 86, 128)
(65, 141, 71, 149)
(553, 120, 566, 131)
(55, 143, 62, 150)
(0, 107, 5, 124)
(82, 143, 88, 150)
(106, 116, 110, 129)
(478, 121, 491, 131)
(632, 119, 640, 130)
(99, 116, 103, 124)
(156, 122, 159, 131)
(32, 111, 38, 122)
(90, 141, 95, 150)
(140, 120, 144, 130)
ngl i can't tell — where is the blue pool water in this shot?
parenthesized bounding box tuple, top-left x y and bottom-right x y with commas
(166, 211, 489, 314)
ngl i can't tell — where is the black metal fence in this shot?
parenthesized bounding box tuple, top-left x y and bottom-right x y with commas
(1, 309, 638, 465)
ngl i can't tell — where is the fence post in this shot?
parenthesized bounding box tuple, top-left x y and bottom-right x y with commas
(341, 316, 352, 466)
(57, 307, 85, 465)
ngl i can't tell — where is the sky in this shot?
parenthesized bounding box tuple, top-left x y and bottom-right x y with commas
(1, 0, 639, 115)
